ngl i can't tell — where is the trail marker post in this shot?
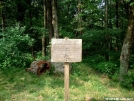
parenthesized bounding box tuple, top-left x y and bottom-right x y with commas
(51, 38, 82, 101)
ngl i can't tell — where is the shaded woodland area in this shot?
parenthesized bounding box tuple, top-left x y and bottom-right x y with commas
(0, 0, 134, 88)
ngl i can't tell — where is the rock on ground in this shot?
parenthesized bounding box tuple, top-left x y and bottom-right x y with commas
(48, 60, 72, 73)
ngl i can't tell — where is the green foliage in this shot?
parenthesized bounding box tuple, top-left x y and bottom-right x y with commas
(121, 54, 134, 88)
(130, 2, 134, 6)
(0, 24, 34, 69)
(129, 54, 134, 69)
(81, 29, 124, 56)
(84, 54, 120, 81)
(121, 70, 134, 89)
(59, 28, 75, 38)
(84, 55, 105, 65)
(96, 61, 118, 75)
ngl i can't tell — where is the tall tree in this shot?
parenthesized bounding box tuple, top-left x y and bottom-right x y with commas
(119, 1, 134, 82)
(105, 0, 109, 61)
(77, 0, 82, 36)
(115, 0, 119, 28)
(42, 0, 47, 57)
(0, 1, 5, 41)
(52, 0, 59, 38)
(105, 0, 108, 29)
(46, 0, 54, 40)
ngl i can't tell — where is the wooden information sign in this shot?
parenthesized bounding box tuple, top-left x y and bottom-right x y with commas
(51, 38, 82, 101)
(51, 38, 82, 62)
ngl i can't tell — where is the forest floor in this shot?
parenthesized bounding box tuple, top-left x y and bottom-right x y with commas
(0, 62, 134, 101)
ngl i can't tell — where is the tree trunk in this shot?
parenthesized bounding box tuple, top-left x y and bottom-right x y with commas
(46, 0, 54, 40)
(109, 0, 112, 28)
(42, 36, 45, 57)
(42, 0, 47, 57)
(52, 0, 59, 38)
(115, 0, 119, 28)
(105, 0, 109, 61)
(67, 3, 70, 31)
(115, 0, 119, 51)
(119, 4, 134, 82)
(0, 1, 5, 41)
(77, 0, 82, 36)
(105, 0, 108, 29)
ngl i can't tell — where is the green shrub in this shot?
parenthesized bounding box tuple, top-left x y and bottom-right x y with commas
(83, 55, 105, 65)
(129, 54, 134, 69)
(81, 29, 123, 56)
(0, 24, 34, 69)
(96, 61, 118, 75)
(121, 70, 134, 88)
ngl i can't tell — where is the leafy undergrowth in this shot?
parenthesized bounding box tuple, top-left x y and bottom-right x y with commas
(0, 63, 134, 101)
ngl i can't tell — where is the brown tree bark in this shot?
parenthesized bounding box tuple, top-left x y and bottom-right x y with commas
(52, 0, 59, 38)
(42, 36, 45, 57)
(0, 1, 5, 41)
(42, 0, 47, 57)
(119, 4, 134, 82)
(105, 0, 109, 61)
(77, 0, 82, 36)
(46, 0, 54, 40)
(115, 0, 119, 51)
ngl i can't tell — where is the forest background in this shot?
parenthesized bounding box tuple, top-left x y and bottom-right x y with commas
(0, 0, 134, 89)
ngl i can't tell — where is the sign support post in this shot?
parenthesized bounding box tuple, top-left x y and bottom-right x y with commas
(64, 62, 69, 101)
(51, 38, 82, 101)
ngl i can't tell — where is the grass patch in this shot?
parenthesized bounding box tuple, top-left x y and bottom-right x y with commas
(0, 63, 134, 101)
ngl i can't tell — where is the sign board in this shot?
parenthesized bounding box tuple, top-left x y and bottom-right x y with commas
(51, 38, 82, 62)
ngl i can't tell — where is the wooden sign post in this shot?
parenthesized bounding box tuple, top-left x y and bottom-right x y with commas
(64, 62, 69, 101)
(51, 38, 82, 101)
